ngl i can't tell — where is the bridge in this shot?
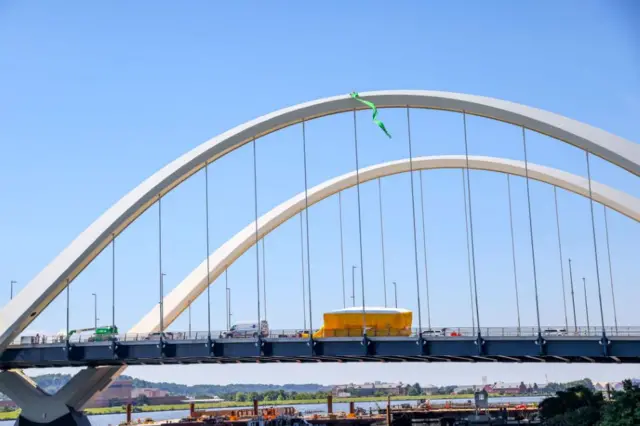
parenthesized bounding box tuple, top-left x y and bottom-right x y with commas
(1, 91, 638, 425)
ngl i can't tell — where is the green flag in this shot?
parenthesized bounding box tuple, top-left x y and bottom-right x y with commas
(350, 92, 392, 138)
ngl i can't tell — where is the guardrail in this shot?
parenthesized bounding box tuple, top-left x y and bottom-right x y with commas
(11, 326, 640, 346)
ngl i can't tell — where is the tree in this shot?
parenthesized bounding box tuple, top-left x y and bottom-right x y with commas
(539, 385, 603, 426)
(135, 394, 150, 406)
(235, 392, 246, 402)
(533, 383, 539, 392)
(600, 379, 640, 426)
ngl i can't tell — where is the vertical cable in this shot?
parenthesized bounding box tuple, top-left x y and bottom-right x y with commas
(301, 120, 313, 334)
(585, 152, 606, 333)
(461, 169, 476, 333)
(205, 163, 212, 336)
(506, 174, 521, 332)
(252, 138, 262, 333)
(352, 110, 367, 335)
(407, 108, 423, 334)
(111, 234, 116, 328)
(553, 186, 569, 331)
(158, 196, 164, 335)
(418, 170, 432, 330)
(262, 238, 267, 322)
(378, 179, 388, 308)
(338, 192, 346, 309)
(583, 277, 591, 331)
(225, 269, 230, 330)
(521, 128, 542, 334)
(463, 112, 481, 331)
(66, 278, 70, 341)
(300, 212, 307, 330)
(603, 206, 618, 333)
(568, 258, 578, 333)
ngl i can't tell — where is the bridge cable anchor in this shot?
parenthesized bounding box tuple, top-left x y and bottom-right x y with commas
(362, 334, 372, 356)
(474, 332, 485, 356)
(307, 337, 316, 356)
(110, 338, 119, 360)
(535, 332, 546, 356)
(599, 331, 611, 357)
(206, 335, 215, 357)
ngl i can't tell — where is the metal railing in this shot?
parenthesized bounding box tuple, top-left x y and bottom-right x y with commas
(10, 326, 640, 347)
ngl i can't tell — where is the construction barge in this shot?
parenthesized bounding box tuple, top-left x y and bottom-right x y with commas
(127, 394, 540, 426)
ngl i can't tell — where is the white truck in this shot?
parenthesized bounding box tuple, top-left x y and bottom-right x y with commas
(223, 321, 269, 338)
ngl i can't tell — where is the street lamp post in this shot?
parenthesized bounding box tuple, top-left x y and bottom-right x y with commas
(10, 280, 16, 300)
(392, 281, 398, 308)
(91, 293, 98, 329)
(351, 266, 358, 307)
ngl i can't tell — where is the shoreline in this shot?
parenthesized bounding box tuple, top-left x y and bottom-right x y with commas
(0, 394, 546, 421)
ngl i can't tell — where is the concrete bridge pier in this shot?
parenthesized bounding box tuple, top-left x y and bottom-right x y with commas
(0, 367, 123, 425)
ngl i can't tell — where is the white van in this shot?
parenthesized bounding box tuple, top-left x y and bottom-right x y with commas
(224, 321, 269, 338)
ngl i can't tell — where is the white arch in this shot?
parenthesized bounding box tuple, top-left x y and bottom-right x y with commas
(130, 155, 640, 334)
(1, 90, 638, 350)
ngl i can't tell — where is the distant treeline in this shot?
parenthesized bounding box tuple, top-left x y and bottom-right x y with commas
(28, 373, 330, 397)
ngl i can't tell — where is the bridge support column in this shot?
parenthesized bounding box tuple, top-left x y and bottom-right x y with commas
(0, 367, 123, 425)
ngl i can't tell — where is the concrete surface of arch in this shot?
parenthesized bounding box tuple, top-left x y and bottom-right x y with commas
(2, 90, 639, 353)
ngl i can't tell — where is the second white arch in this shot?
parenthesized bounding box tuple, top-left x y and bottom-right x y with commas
(131, 154, 640, 333)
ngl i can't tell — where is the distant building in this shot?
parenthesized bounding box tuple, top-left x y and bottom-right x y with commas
(492, 382, 526, 395)
(93, 379, 133, 404)
(332, 382, 405, 397)
(132, 388, 169, 398)
(452, 385, 484, 394)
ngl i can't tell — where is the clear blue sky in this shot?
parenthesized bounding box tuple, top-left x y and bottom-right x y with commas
(1, 1, 639, 386)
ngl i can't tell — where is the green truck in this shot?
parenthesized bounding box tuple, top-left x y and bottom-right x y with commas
(68, 326, 119, 342)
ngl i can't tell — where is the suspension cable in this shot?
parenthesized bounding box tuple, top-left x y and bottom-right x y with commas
(406, 107, 423, 335)
(339, 192, 346, 309)
(205, 163, 212, 336)
(585, 152, 606, 334)
(262, 238, 267, 322)
(352, 110, 367, 336)
(461, 169, 476, 333)
(603, 206, 619, 333)
(300, 212, 307, 330)
(301, 120, 313, 335)
(463, 112, 481, 332)
(378, 178, 388, 308)
(66, 278, 70, 342)
(506, 174, 522, 332)
(568, 258, 578, 333)
(158, 196, 164, 335)
(252, 138, 261, 334)
(111, 234, 116, 329)
(418, 170, 432, 330)
(520, 127, 542, 334)
(553, 186, 569, 331)
(583, 276, 591, 330)
(225, 269, 230, 330)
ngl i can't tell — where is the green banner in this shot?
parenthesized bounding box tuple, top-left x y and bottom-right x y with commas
(350, 92, 392, 138)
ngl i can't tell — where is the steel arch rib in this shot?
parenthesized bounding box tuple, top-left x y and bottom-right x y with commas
(130, 155, 640, 334)
(1, 90, 638, 350)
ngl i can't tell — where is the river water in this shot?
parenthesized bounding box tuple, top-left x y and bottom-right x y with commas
(0, 397, 545, 425)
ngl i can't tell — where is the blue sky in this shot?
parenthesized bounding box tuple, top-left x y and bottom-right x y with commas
(1, 1, 639, 385)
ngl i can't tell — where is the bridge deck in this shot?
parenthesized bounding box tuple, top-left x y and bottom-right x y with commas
(2, 336, 638, 368)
